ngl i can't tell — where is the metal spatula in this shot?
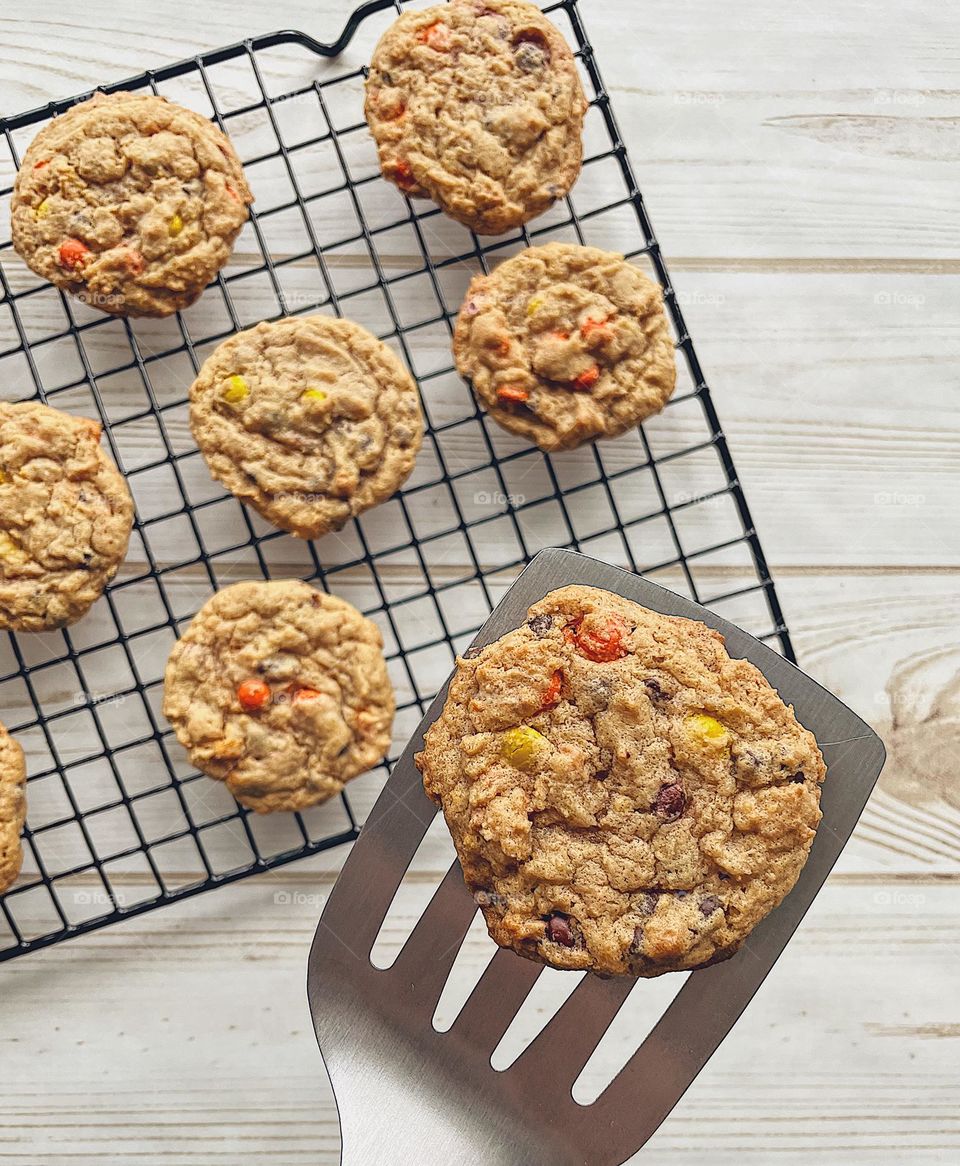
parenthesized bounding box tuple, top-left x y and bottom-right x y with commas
(307, 548, 885, 1166)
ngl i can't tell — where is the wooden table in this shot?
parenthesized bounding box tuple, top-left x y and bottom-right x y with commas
(1, 2, 957, 1163)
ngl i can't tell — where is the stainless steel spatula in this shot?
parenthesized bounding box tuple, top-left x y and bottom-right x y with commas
(307, 548, 885, 1166)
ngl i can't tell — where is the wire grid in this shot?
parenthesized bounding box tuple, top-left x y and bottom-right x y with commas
(0, 0, 793, 961)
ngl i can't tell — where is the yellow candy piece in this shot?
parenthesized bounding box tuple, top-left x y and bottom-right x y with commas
(500, 725, 547, 771)
(36, 199, 51, 218)
(686, 713, 727, 741)
(169, 213, 184, 237)
(526, 297, 543, 316)
(301, 389, 327, 402)
(222, 374, 250, 404)
(0, 469, 6, 484)
(0, 531, 28, 565)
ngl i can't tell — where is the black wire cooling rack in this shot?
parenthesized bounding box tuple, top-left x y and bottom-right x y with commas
(0, 0, 794, 961)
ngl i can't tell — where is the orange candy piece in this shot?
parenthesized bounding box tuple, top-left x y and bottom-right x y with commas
(497, 385, 530, 404)
(292, 686, 322, 702)
(237, 678, 271, 711)
(564, 617, 628, 662)
(389, 160, 418, 191)
(416, 21, 452, 49)
(58, 238, 90, 269)
(538, 669, 563, 711)
(580, 316, 612, 341)
(572, 365, 601, 391)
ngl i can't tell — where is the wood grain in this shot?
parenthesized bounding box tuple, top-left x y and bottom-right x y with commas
(0, 1, 957, 1163)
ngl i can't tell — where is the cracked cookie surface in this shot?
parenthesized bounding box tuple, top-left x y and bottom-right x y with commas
(365, 0, 587, 234)
(163, 579, 395, 813)
(12, 91, 252, 317)
(454, 243, 677, 450)
(189, 315, 423, 540)
(0, 721, 26, 896)
(0, 401, 134, 632)
(417, 585, 825, 976)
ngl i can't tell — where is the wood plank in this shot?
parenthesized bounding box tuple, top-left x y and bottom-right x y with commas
(0, 2, 958, 261)
(1, 269, 955, 569)
(2, 569, 958, 898)
(0, 872, 957, 1164)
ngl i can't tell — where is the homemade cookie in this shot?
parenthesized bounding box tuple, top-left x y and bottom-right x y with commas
(365, 0, 588, 234)
(0, 722, 27, 896)
(189, 315, 423, 540)
(0, 402, 134, 632)
(454, 242, 677, 450)
(11, 91, 252, 317)
(163, 580, 394, 813)
(417, 585, 825, 977)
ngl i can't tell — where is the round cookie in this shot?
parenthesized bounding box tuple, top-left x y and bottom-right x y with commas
(0, 722, 27, 896)
(163, 579, 395, 813)
(0, 402, 134, 632)
(188, 315, 423, 540)
(417, 585, 826, 977)
(11, 91, 252, 317)
(454, 242, 677, 451)
(365, 0, 588, 234)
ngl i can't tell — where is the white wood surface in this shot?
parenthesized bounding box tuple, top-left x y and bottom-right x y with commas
(1, 2, 958, 1164)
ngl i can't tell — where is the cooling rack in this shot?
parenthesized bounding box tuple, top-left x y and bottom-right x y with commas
(0, 0, 793, 961)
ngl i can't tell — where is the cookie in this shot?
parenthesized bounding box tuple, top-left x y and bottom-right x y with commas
(0, 721, 27, 896)
(365, 0, 588, 234)
(417, 585, 826, 977)
(0, 402, 134, 632)
(188, 315, 423, 540)
(163, 580, 395, 813)
(454, 242, 677, 451)
(11, 91, 252, 317)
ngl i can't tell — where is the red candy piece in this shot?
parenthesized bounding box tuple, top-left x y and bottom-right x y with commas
(496, 385, 529, 404)
(572, 364, 601, 390)
(237, 678, 271, 712)
(58, 238, 90, 270)
(564, 616, 628, 662)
